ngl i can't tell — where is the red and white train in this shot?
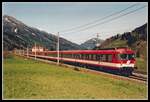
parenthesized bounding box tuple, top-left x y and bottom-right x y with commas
(29, 47, 136, 76)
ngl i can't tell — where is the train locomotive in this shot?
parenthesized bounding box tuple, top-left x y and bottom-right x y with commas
(29, 47, 136, 76)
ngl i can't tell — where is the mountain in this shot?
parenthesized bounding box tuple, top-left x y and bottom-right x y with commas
(3, 15, 85, 51)
(80, 38, 104, 50)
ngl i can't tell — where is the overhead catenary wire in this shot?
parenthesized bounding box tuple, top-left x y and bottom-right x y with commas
(61, 5, 147, 34)
(59, 3, 140, 33)
(76, 5, 147, 32)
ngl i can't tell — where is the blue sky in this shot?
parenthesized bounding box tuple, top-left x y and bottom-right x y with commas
(2, 2, 148, 44)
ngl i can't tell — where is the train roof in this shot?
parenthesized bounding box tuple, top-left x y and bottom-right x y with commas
(45, 47, 135, 54)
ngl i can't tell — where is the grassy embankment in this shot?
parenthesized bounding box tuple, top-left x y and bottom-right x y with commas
(3, 54, 147, 99)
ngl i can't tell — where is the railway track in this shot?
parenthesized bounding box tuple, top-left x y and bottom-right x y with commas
(129, 73, 147, 82)
(19, 54, 147, 84)
(81, 67, 148, 84)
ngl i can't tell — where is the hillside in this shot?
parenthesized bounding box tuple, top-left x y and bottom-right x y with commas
(80, 38, 104, 50)
(3, 15, 84, 51)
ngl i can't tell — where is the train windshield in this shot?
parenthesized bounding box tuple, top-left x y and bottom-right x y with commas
(119, 54, 135, 60)
(128, 54, 135, 60)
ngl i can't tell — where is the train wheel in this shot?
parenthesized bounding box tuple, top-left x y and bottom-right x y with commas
(120, 67, 133, 77)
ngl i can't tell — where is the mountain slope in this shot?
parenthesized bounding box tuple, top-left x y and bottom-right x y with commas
(80, 38, 104, 50)
(3, 15, 84, 51)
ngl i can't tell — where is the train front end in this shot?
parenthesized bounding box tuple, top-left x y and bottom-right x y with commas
(116, 48, 136, 76)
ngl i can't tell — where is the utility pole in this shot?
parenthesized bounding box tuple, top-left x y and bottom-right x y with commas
(19, 48, 21, 55)
(23, 47, 24, 56)
(96, 33, 100, 49)
(14, 49, 16, 55)
(57, 32, 59, 65)
(27, 46, 29, 58)
(35, 42, 36, 60)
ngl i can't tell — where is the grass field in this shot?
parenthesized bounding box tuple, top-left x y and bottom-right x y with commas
(135, 58, 147, 74)
(3, 54, 147, 99)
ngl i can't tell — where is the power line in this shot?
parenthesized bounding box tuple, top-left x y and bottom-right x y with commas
(76, 5, 147, 32)
(62, 5, 147, 34)
(59, 3, 140, 33)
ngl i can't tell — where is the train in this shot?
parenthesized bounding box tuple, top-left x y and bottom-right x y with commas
(28, 47, 136, 76)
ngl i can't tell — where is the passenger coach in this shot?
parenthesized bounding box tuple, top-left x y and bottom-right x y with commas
(29, 47, 136, 76)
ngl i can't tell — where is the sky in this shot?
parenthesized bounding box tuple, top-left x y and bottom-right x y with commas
(2, 2, 148, 44)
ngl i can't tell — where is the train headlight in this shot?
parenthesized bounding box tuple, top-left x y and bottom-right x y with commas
(127, 60, 130, 64)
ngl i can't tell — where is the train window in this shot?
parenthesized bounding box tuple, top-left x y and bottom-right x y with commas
(74, 54, 76, 59)
(65, 54, 69, 58)
(75, 54, 79, 59)
(76, 54, 79, 59)
(99, 55, 102, 60)
(95, 54, 97, 60)
(65, 54, 67, 58)
(99, 55, 102, 61)
(92, 54, 96, 60)
(67, 54, 69, 58)
(89, 54, 92, 60)
(118, 54, 128, 60)
(71, 54, 73, 58)
(63, 54, 66, 58)
(118, 54, 135, 60)
(106, 55, 108, 61)
(81, 54, 84, 59)
(106, 54, 112, 62)
(75, 54, 77, 59)
(78, 54, 81, 59)
(88, 54, 91, 60)
(49, 54, 56, 57)
(91, 54, 93, 60)
(83, 54, 86, 60)
(59, 54, 61, 57)
(128, 54, 135, 60)
(69, 54, 71, 58)
(96, 54, 101, 60)
(79, 54, 81, 59)
(68, 54, 70, 58)
(84, 54, 86, 60)
(86, 54, 89, 60)
(91, 54, 94, 60)
(101, 54, 106, 61)
(73, 54, 76, 58)
(77, 54, 79, 59)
